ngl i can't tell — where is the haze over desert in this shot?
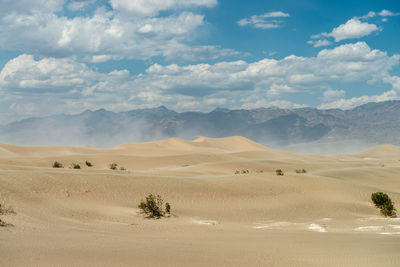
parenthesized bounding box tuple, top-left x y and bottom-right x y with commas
(1, 0, 400, 266)
(1, 136, 399, 266)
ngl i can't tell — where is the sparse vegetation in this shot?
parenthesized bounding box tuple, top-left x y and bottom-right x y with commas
(52, 161, 63, 168)
(71, 163, 81, 169)
(0, 218, 7, 227)
(138, 194, 171, 218)
(109, 163, 118, 170)
(276, 169, 284, 176)
(119, 166, 126, 171)
(295, 169, 307, 174)
(371, 192, 397, 217)
(85, 161, 93, 167)
(235, 169, 249, 174)
(0, 201, 15, 215)
(0, 200, 15, 227)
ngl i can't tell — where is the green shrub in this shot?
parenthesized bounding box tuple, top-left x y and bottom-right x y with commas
(119, 166, 126, 171)
(138, 194, 170, 218)
(71, 163, 81, 169)
(276, 169, 284, 176)
(109, 163, 118, 170)
(52, 161, 63, 168)
(0, 218, 7, 227)
(295, 169, 307, 174)
(85, 161, 93, 167)
(371, 192, 397, 217)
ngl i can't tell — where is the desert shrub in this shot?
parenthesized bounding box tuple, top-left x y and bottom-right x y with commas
(371, 192, 397, 217)
(71, 163, 81, 169)
(119, 166, 126, 171)
(0, 218, 7, 227)
(109, 163, 118, 170)
(276, 169, 284, 176)
(138, 194, 170, 218)
(52, 161, 63, 168)
(85, 161, 93, 167)
(295, 169, 307, 174)
(0, 202, 15, 215)
(234, 170, 240, 174)
(241, 170, 249, 174)
(0, 200, 15, 227)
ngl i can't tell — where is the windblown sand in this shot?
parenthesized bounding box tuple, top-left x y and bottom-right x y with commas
(0, 136, 399, 266)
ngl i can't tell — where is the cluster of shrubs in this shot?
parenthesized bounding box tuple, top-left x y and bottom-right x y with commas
(235, 169, 249, 174)
(295, 169, 307, 174)
(138, 194, 171, 218)
(109, 163, 126, 171)
(52, 161, 126, 171)
(53, 161, 93, 169)
(0, 200, 15, 227)
(371, 192, 397, 217)
(275, 169, 284, 176)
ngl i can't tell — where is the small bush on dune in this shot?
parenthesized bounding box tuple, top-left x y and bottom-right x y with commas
(0, 200, 15, 227)
(71, 163, 81, 169)
(109, 163, 118, 170)
(276, 169, 284, 176)
(0, 218, 7, 227)
(295, 169, 307, 174)
(85, 161, 93, 167)
(371, 192, 397, 217)
(119, 166, 126, 171)
(52, 161, 63, 168)
(138, 194, 171, 218)
(0, 202, 15, 215)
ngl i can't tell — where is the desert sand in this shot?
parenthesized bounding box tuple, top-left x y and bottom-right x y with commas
(0, 136, 399, 266)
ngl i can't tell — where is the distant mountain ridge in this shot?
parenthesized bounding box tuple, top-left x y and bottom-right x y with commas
(1, 100, 400, 152)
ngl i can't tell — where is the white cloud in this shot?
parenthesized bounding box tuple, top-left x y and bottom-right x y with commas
(0, 0, 232, 62)
(242, 99, 307, 110)
(323, 89, 346, 102)
(308, 17, 382, 47)
(307, 39, 332, 47)
(67, 0, 96, 11)
(326, 19, 379, 42)
(379, 9, 400, 17)
(237, 11, 290, 29)
(1, 42, 399, 123)
(319, 90, 398, 110)
(110, 0, 217, 16)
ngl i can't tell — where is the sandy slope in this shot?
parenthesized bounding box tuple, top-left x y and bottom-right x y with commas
(0, 136, 399, 266)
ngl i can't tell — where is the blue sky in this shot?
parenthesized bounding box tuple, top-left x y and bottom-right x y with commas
(0, 0, 399, 123)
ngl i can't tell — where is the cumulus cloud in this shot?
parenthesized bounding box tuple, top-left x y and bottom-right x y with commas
(323, 89, 346, 102)
(110, 0, 217, 16)
(319, 90, 398, 110)
(0, 0, 232, 62)
(1, 42, 399, 123)
(378, 9, 400, 17)
(237, 11, 290, 29)
(307, 39, 332, 48)
(315, 19, 380, 42)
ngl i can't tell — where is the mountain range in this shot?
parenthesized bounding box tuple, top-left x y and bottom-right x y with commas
(1, 100, 400, 153)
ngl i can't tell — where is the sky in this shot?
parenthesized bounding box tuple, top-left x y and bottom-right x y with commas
(0, 0, 399, 124)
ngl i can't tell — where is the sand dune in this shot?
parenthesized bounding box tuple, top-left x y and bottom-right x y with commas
(0, 137, 399, 266)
